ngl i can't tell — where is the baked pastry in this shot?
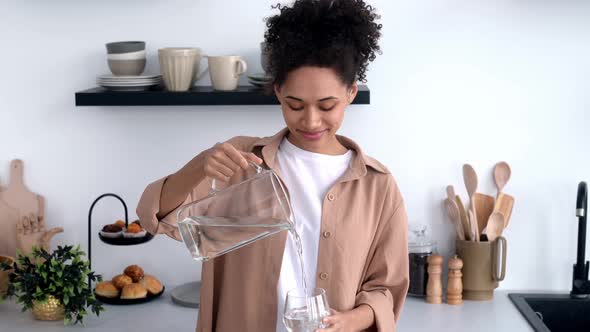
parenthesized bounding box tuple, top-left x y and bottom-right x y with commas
(120, 283, 147, 299)
(112, 274, 133, 289)
(102, 224, 123, 232)
(99, 224, 123, 238)
(127, 223, 142, 233)
(123, 223, 147, 238)
(139, 275, 163, 295)
(124, 265, 144, 282)
(114, 220, 126, 228)
(95, 281, 119, 298)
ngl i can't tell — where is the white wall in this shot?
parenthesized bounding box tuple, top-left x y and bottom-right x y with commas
(1, 0, 589, 292)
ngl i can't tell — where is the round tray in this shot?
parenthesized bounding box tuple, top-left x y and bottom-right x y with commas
(95, 286, 165, 305)
(98, 232, 154, 246)
(171, 281, 201, 308)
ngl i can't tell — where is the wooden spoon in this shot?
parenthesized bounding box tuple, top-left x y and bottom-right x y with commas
(446, 185, 456, 201)
(467, 210, 478, 242)
(486, 211, 505, 242)
(494, 161, 511, 197)
(463, 164, 479, 242)
(444, 198, 465, 240)
(449, 185, 472, 241)
(455, 196, 472, 241)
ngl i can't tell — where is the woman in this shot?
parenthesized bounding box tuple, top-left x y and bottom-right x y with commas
(137, 1, 409, 331)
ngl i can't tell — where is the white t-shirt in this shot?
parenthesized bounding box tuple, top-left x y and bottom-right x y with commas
(275, 137, 353, 332)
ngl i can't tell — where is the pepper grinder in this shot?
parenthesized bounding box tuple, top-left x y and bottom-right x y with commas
(426, 254, 443, 304)
(446, 255, 463, 305)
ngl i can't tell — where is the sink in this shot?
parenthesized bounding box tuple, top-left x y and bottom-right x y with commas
(509, 293, 590, 332)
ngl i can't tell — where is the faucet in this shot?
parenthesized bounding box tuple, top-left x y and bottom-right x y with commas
(571, 181, 589, 298)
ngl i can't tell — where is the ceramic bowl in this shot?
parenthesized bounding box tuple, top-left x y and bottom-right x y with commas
(108, 58, 146, 76)
(106, 41, 146, 54)
(107, 50, 146, 61)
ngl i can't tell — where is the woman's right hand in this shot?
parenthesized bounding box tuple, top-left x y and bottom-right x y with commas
(203, 142, 263, 182)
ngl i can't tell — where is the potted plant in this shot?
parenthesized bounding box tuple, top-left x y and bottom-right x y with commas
(0, 245, 104, 325)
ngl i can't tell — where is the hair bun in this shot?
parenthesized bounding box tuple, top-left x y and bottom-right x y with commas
(265, 0, 382, 85)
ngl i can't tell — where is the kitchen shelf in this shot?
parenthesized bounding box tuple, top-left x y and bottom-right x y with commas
(75, 85, 370, 106)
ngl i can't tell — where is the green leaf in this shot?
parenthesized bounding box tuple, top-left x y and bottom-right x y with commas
(7, 244, 104, 325)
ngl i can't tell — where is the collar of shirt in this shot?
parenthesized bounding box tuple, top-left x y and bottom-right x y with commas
(251, 128, 390, 183)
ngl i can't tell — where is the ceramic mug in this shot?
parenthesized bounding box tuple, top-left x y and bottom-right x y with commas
(207, 55, 248, 91)
(158, 48, 208, 92)
(456, 236, 507, 301)
(0, 255, 15, 298)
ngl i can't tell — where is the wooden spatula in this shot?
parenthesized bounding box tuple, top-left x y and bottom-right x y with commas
(467, 210, 478, 242)
(463, 164, 479, 242)
(473, 193, 495, 237)
(495, 193, 514, 228)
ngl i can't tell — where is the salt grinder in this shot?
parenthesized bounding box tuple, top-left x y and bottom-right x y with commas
(426, 254, 443, 304)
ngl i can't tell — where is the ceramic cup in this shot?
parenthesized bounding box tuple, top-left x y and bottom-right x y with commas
(207, 55, 248, 91)
(456, 236, 507, 301)
(0, 255, 15, 298)
(105, 41, 147, 76)
(158, 48, 208, 92)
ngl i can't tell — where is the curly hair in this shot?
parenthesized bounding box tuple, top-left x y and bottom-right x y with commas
(264, 0, 382, 87)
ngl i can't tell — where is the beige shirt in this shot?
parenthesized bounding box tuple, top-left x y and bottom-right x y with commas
(136, 128, 409, 332)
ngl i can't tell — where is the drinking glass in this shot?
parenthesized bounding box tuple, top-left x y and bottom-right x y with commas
(283, 288, 330, 332)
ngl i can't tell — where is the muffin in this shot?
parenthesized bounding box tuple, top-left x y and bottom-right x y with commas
(100, 224, 123, 238)
(95, 281, 119, 298)
(123, 223, 147, 238)
(112, 274, 133, 289)
(121, 283, 147, 300)
(124, 265, 144, 282)
(127, 223, 142, 233)
(139, 275, 163, 295)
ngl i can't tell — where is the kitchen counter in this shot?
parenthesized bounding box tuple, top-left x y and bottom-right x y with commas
(0, 289, 533, 331)
(399, 291, 533, 331)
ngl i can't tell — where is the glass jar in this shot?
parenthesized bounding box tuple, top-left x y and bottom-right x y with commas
(408, 224, 436, 297)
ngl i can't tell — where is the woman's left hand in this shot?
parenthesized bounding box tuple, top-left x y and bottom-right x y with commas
(315, 306, 373, 332)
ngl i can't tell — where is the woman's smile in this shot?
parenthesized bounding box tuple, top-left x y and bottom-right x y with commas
(297, 129, 327, 141)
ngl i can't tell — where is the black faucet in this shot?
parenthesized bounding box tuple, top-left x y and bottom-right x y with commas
(571, 181, 589, 298)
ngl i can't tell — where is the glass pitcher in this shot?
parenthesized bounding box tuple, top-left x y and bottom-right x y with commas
(174, 162, 294, 261)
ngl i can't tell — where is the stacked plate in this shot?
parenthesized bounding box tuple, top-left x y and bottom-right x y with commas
(247, 73, 272, 89)
(97, 74, 162, 91)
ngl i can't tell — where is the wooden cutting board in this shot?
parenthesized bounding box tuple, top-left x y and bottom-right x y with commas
(0, 160, 45, 256)
(0, 198, 20, 256)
